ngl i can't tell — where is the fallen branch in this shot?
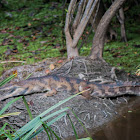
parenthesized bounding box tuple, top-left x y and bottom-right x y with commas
(0, 61, 26, 64)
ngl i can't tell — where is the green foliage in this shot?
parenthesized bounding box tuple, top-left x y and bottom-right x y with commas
(0, 0, 140, 74)
(0, 0, 64, 74)
(0, 73, 16, 87)
(0, 92, 92, 139)
(80, 19, 140, 73)
(22, 96, 33, 120)
(104, 34, 140, 73)
(0, 96, 22, 139)
(42, 122, 61, 140)
(0, 97, 22, 116)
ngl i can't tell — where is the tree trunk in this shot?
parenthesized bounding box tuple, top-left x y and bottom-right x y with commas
(65, 0, 99, 59)
(90, 0, 117, 42)
(90, 0, 105, 32)
(89, 0, 126, 60)
(119, 8, 127, 42)
(65, 39, 79, 58)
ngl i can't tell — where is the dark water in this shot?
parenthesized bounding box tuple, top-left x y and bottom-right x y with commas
(93, 98, 140, 140)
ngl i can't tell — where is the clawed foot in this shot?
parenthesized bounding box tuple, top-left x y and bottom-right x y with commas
(39, 89, 57, 99)
(39, 94, 48, 99)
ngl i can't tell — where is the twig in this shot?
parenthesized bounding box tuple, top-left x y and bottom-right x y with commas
(78, 0, 101, 51)
(83, 60, 88, 74)
(106, 111, 112, 116)
(64, 115, 68, 126)
(75, 59, 88, 74)
(84, 113, 90, 120)
(62, 59, 74, 76)
(0, 61, 26, 64)
(89, 76, 113, 84)
(109, 98, 116, 105)
(94, 115, 96, 121)
(122, 97, 128, 104)
(85, 72, 101, 75)
(110, 67, 118, 81)
(103, 111, 108, 118)
(103, 102, 112, 110)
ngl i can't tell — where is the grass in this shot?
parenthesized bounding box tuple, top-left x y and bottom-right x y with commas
(0, 0, 65, 74)
(0, 0, 140, 75)
(104, 34, 140, 73)
(0, 95, 93, 140)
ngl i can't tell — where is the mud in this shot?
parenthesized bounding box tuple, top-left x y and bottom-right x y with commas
(0, 57, 140, 139)
(92, 97, 140, 140)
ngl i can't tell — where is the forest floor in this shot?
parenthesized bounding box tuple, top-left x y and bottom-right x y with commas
(0, 1, 140, 139)
(0, 1, 140, 75)
(1, 57, 140, 139)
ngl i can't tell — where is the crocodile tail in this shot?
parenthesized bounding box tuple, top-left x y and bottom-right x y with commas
(115, 81, 140, 96)
(0, 85, 23, 101)
(0, 84, 19, 91)
(0, 81, 48, 101)
(90, 81, 140, 98)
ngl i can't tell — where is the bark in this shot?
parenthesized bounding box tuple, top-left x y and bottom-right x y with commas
(65, 0, 79, 58)
(90, 0, 105, 32)
(118, 8, 127, 42)
(90, 0, 117, 41)
(65, 0, 99, 59)
(89, 0, 126, 60)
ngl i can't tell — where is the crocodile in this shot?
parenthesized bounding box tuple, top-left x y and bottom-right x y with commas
(0, 74, 140, 101)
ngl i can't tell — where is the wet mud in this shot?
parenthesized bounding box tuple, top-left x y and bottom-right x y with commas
(93, 97, 140, 140)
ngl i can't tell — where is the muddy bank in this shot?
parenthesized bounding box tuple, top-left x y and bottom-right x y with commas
(67, 97, 140, 140)
(0, 57, 140, 139)
(92, 97, 140, 140)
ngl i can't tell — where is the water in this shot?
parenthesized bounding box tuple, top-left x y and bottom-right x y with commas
(93, 98, 140, 140)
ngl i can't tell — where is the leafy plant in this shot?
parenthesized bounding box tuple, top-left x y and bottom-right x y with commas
(0, 73, 16, 87)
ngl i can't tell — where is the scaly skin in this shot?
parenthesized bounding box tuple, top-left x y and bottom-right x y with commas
(0, 75, 140, 101)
